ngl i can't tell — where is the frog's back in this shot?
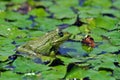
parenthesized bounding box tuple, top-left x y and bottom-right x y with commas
(22, 30, 58, 50)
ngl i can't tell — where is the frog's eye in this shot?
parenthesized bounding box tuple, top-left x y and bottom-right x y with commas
(58, 32, 63, 37)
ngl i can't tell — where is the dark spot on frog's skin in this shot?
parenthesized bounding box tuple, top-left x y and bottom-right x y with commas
(58, 32, 64, 37)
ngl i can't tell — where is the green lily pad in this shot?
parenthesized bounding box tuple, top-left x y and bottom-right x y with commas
(0, 24, 27, 39)
(0, 1, 6, 11)
(95, 16, 118, 30)
(65, 65, 87, 79)
(89, 70, 115, 80)
(113, 0, 120, 9)
(57, 0, 78, 7)
(57, 55, 81, 65)
(0, 71, 22, 80)
(113, 68, 120, 79)
(84, 0, 112, 8)
(49, 5, 75, 19)
(5, 11, 29, 20)
(41, 0, 53, 7)
(0, 38, 15, 56)
(41, 65, 66, 80)
(98, 42, 119, 53)
(0, 56, 8, 61)
(28, 8, 48, 17)
(13, 57, 50, 73)
(35, 17, 62, 31)
(104, 31, 120, 46)
(11, 0, 27, 4)
(0, 0, 120, 80)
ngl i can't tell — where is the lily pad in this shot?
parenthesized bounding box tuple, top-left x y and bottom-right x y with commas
(41, 65, 66, 80)
(0, 0, 120, 80)
(13, 57, 50, 73)
(0, 71, 22, 80)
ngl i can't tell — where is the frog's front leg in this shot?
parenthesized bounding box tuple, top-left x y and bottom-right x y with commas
(17, 46, 37, 56)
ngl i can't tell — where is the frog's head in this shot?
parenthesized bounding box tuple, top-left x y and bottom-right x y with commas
(51, 28, 71, 46)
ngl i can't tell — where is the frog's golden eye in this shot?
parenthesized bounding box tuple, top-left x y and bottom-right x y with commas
(58, 32, 63, 37)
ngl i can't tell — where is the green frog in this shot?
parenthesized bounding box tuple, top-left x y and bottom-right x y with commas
(16, 28, 71, 57)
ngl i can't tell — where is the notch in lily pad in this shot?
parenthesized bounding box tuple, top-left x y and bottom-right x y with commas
(72, 15, 86, 27)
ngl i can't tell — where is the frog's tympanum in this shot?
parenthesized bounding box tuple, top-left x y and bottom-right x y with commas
(17, 28, 70, 57)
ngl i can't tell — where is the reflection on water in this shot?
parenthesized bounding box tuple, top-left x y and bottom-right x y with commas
(59, 41, 89, 58)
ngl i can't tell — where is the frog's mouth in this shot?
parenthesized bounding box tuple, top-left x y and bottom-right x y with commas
(53, 32, 71, 46)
